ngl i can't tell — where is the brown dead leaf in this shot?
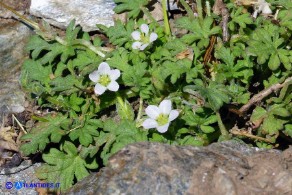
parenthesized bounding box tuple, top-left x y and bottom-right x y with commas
(0, 126, 17, 143)
(235, 0, 258, 6)
(35, 185, 49, 195)
(0, 139, 19, 152)
(175, 48, 194, 60)
(35, 180, 61, 195)
(0, 126, 19, 152)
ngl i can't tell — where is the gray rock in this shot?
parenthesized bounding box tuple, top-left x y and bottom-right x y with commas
(29, 0, 180, 32)
(0, 161, 42, 195)
(0, 21, 32, 120)
(29, 0, 115, 32)
(65, 141, 292, 195)
(159, 0, 179, 10)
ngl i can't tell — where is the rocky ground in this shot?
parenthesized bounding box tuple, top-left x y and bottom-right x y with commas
(66, 141, 292, 195)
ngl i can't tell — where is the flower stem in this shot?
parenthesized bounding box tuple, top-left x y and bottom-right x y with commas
(206, 1, 211, 17)
(162, 0, 171, 36)
(216, 111, 230, 140)
(116, 93, 125, 109)
(196, 0, 203, 20)
(55, 37, 105, 58)
(179, 0, 195, 19)
(136, 97, 144, 122)
(141, 7, 159, 26)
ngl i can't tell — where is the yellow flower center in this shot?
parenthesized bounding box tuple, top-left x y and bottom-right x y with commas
(99, 74, 111, 86)
(140, 33, 150, 44)
(156, 114, 169, 126)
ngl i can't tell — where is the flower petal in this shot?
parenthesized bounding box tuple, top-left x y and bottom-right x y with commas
(262, 5, 272, 14)
(131, 31, 141, 40)
(132, 41, 142, 50)
(169, 110, 179, 121)
(109, 69, 121, 80)
(98, 62, 111, 74)
(149, 32, 158, 42)
(139, 43, 149, 50)
(140, 24, 149, 35)
(107, 81, 119, 91)
(145, 105, 161, 119)
(157, 123, 170, 133)
(89, 70, 100, 82)
(94, 83, 107, 95)
(159, 100, 172, 114)
(142, 118, 158, 129)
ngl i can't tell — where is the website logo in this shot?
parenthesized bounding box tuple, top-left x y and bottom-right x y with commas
(5, 182, 13, 189)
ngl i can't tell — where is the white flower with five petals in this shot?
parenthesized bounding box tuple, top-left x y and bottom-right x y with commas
(89, 62, 120, 95)
(131, 24, 158, 51)
(142, 100, 179, 133)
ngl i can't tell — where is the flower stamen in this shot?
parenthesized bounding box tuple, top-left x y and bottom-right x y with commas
(156, 114, 169, 126)
(99, 75, 111, 86)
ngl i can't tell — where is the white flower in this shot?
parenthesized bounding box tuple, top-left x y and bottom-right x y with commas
(142, 100, 179, 133)
(131, 24, 158, 51)
(253, 0, 272, 18)
(89, 62, 120, 95)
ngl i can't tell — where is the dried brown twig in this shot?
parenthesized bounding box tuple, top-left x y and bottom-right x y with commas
(239, 76, 292, 114)
(212, 0, 229, 42)
(230, 125, 274, 143)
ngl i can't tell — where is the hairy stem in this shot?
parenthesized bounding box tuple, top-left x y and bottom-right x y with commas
(141, 7, 159, 26)
(162, 0, 171, 36)
(196, 0, 203, 20)
(116, 93, 125, 109)
(179, 0, 195, 19)
(216, 111, 230, 138)
(136, 97, 144, 122)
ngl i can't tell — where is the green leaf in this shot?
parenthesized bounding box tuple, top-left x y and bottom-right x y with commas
(175, 16, 221, 48)
(284, 124, 292, 137)
(116, 98, 135, 120)
(251, 105, 290, 136)
(200, 125, 215, 133)
(96, 119, 148, 164)
(21, 59, 52, 86)
(36, 141, 98, 191)
(113, 0, 149, 18)
(250, 106, 267, 123)
(68, 93, 85, 112)
(275, 0, 292, 9)
(161, 59, 193, 84)
(229, 7, 253, 31)
(184, 81, 230, 111)
(121, 62, 152, 98)
(98, 20, 134, 46)
(20, 114, 70, 155)
(39, 43, 66, 65)
(49, 75, 82, 94)
(177, 135, 205, 146)
(247, 24, 291, 71)
(278, 9, 292, 30)
(65, 20, 81, 42)
(69, 117, 100, 147)
(182, 107, 217, 134)
(26, 35, 51, 59)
